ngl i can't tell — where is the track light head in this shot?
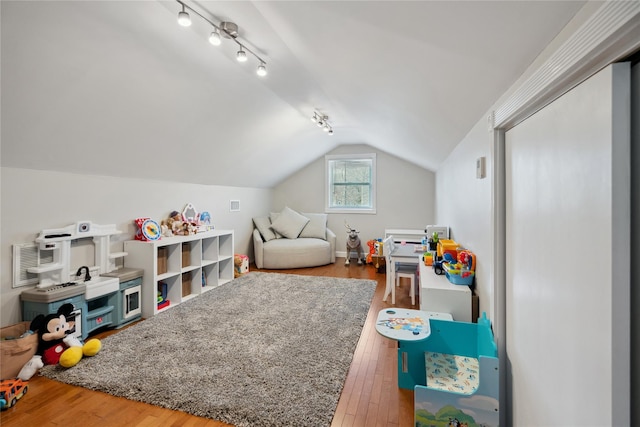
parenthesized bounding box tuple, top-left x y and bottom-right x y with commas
(328, 129, 334, 135)
(311, 114, 318, 123)
(209, 29, 221, 46)
(177, 5, 191, 26)
(257, 63, 267, 77)
(323, 124, 330, 132)
(237, 47, 247, 62)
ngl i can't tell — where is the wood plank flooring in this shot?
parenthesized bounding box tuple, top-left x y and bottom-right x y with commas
(0, 259, 417, 427)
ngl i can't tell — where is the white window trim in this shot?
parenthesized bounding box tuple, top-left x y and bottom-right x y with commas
(325, 153, 377, 214)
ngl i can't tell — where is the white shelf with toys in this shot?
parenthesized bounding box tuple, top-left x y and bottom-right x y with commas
(124, 229, 234, 318)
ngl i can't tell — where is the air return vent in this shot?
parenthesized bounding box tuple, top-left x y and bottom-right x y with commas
(230, 200, 240, 212)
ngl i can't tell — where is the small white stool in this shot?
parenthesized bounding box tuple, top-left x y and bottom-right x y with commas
(395, 265, 417, 306)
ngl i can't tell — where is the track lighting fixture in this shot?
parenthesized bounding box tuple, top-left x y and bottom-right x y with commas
(236, 47, 247, 62)
(177, 4, 191, 26)
(175, 0, 268, 78)
(310, 111, 334, 136)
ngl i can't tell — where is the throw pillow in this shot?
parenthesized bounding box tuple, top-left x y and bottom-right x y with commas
(270, 207, 310, 239)
(299, 213, 328, 240)
(269, 212, 283, 238)
(253, 217, 277, 242)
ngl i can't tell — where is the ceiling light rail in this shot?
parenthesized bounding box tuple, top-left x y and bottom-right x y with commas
(311, 111, 334, 135)
(175, 0, 267, 77)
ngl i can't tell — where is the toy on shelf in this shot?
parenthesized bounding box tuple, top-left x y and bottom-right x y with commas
(198, 211, 214, 232)
(157, 282, 170, 309)
(134, 217, 161, 241)
(159, 203, 213, 237)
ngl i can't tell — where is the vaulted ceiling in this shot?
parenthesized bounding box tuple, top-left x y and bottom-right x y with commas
(1, 1, 586, 188)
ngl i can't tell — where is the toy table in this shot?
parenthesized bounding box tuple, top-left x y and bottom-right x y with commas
(375, 308, 453, 389)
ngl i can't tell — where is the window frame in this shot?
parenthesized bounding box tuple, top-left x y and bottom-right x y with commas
(325, 153, 377, 214)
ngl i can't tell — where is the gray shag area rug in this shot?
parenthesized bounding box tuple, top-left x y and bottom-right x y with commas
(41, 272, 376, 427)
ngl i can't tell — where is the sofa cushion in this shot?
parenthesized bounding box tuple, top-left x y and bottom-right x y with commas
(263, 237, 331, 269)
(270, 207, 310, 239)
(299, 213, 328, 240)
(253, 216, 277, 242)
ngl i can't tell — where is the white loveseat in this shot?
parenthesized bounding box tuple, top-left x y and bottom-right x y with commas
(253, 207, 336, 269)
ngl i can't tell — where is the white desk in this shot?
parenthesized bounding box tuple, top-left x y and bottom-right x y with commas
(419, 262, 472, 322)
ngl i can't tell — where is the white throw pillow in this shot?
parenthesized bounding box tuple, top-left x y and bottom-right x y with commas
(269, 212, 283, 238)
(270, 207, 310, 239)
(299, 213, 327, 240)
(253, 217, 277, 241)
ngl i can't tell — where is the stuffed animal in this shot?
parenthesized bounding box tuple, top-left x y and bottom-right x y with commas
(234, 255, 249, 278)
(234, 256, 242, 278)
(344, 222, 365, 265)
(18, 303, 101, 379)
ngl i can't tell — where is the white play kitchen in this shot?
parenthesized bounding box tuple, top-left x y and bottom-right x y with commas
(16, 221, 143, 339)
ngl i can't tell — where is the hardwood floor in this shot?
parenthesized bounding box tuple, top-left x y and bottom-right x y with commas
(0, 259, 417, 427)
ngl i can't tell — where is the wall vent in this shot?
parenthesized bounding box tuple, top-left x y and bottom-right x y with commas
(230, 200, 240, 212)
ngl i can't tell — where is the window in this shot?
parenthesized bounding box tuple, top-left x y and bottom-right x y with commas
(325, 153, 376, 214)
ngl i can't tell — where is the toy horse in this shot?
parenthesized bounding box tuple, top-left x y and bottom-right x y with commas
(344, 222, 365, 265)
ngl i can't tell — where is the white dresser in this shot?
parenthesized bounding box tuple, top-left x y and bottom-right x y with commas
(419, 262, 472, 322)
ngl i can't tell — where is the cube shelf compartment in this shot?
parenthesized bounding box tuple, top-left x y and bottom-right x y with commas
(124, 230, 234, 318)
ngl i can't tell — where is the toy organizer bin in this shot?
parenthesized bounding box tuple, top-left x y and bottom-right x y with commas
(442, 249, 476, 286)
(443, 263, 475, 285)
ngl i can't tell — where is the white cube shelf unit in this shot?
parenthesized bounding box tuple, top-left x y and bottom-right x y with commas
(124, 230, 234, 318)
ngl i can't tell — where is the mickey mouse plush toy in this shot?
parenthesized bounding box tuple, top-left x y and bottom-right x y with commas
(17, 303, 101, 380)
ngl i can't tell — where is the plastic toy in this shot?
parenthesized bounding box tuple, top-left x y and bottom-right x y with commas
(0, 378, 28, 410)
(366, 239, 377, 264)
(134, 217, 161, 241)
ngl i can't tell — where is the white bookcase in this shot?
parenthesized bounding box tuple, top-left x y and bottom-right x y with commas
(124, 230, 234, 318)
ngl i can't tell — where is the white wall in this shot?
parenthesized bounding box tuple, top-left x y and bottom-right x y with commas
(0, 167, 273, 327)
(273, 144, 436, 249)
(434, 1, 607, 323)
(435, 120, 493, 318)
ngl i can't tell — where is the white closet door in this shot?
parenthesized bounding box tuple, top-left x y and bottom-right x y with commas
(505, 63, 630, 426)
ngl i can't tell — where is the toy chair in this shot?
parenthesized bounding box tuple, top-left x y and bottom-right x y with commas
(395, 265, 417, 306)
(412, 313, 499, 426)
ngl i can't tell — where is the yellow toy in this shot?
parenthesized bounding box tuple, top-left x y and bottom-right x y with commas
(234, 254, 249, 278)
